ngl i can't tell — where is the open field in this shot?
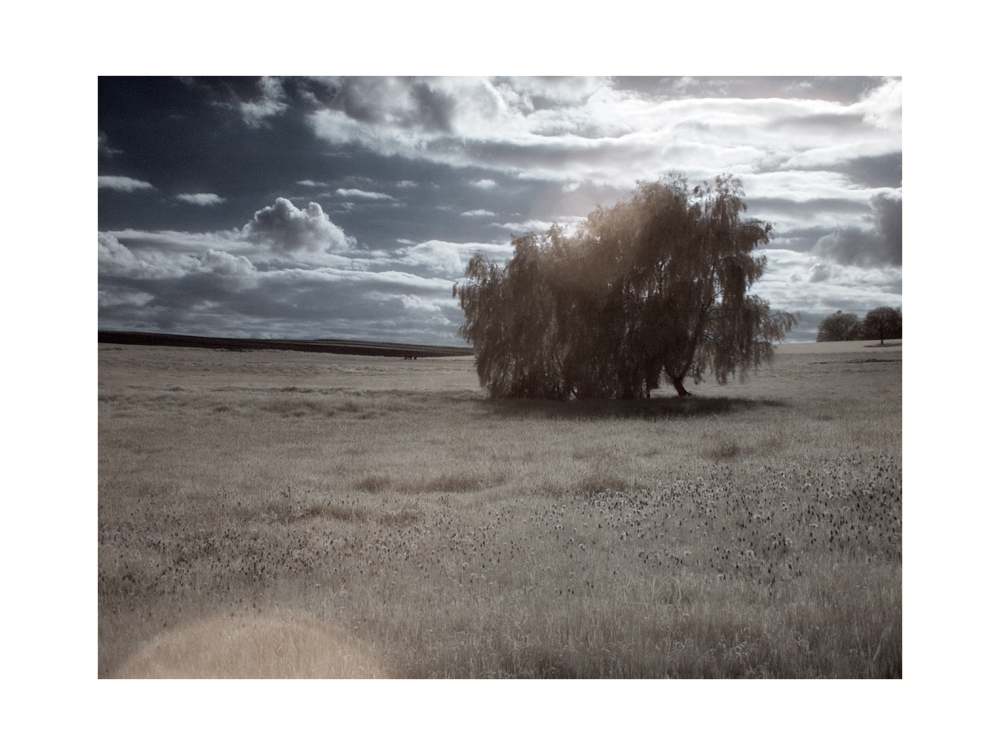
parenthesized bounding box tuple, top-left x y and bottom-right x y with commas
(98, 340, 901, 678)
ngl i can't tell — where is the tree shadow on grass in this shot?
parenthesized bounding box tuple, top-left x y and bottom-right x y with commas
(481, 395, 788, 421)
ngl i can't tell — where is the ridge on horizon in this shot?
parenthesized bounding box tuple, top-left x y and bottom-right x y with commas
(98, 330, 474, 358)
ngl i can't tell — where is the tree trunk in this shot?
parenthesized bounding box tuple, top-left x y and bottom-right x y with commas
(671, 376, 691, 397)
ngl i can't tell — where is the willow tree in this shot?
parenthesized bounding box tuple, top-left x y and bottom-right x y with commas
(453, 174, 796, 399)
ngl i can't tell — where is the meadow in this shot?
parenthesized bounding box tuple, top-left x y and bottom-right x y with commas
(98, 340, 901, 678)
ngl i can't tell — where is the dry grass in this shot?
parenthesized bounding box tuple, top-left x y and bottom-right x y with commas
(99, 342, 901, 678)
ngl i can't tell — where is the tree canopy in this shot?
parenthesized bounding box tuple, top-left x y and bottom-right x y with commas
(453, 174, 796, 399)
(817, 310, 863, 342)
(816, 306, 902, 343)
(862, 306, 903, 345)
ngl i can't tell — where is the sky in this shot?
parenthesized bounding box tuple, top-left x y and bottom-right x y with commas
(98, 76, 902, 344)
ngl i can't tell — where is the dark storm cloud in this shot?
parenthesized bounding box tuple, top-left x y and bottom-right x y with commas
(811, 191, 902, 268)
(746, 196, 871, 220)
(835, 153, 902, 189)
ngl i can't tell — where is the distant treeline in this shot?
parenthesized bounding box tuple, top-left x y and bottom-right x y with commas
(98, 331, 474, 358)
(816, 307, 902, 344)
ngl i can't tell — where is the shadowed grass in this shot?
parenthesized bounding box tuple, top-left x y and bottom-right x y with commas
(485, 396, 787, 421)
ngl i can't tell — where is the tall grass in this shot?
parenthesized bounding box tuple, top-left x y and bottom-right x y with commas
(99, 344, 901, 678)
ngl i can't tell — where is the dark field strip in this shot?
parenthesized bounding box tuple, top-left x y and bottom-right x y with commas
(98, 330, 474, 358)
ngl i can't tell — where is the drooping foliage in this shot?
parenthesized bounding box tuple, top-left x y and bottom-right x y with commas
(453, 174, 797, 399)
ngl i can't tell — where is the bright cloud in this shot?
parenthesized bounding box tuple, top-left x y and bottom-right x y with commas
(335, 188, 394, 200)
(308, 77, 902, 191)
(242, 197, 356, 257)
(177, 193, 225, 206)
(99, 176, 154, 192)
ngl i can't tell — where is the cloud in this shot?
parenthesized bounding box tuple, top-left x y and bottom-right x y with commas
(238, 76, 288, 128)
(99, 232, 196, 279)
(382, 240, 511, 279)
(489, 216, 587, 238)
(99, 256, 468, 345)
(852, 78, 902, 132)
(335, 188, 394, 200)
(199, 249, 255, 277)
(98, 77, 902, 345)
(810, 190, 902, 267)
(99, 197, 498, 342)
(98, 131, 121, 158)
(99, 176, 154, 192)
(307, 77, 902, 193)
(242, 197, 356, 256)
(751, 247, 902, 342)
(177, 193, 225, 206)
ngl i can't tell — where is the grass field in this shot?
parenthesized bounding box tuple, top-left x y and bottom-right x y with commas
(98, 340, 901, 678)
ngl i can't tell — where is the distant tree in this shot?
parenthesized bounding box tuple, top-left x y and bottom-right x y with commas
(816, 310, 863, 342)
(862, 306, 902, 345)
(454, 174, 796, 399)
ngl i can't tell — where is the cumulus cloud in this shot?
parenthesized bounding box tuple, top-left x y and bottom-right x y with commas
(242, 197, 356, 256)
(335, 188, 394, 200)
(99, 175, 154, 192)
(199, 249, 255, 277)
(177, 192, 225, 206)
(810, 190, 902, 267)
(472, 179, 497, 189)
(461, 209, 496, 217)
